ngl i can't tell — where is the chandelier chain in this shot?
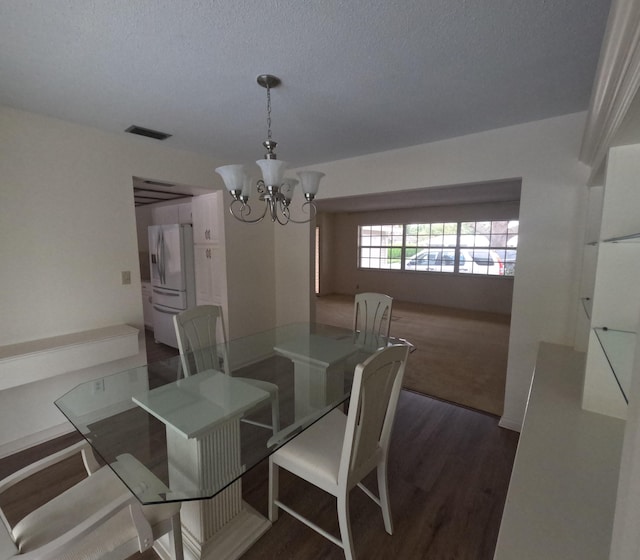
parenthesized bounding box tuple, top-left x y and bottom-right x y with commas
(266, 84, 272, 141)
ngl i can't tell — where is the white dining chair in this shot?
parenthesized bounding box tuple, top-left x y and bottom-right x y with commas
(0, 440, 183, 560)
(353, 292, 393, 340)
(268, 344, 409, 560)
(173, 304, 280, 433)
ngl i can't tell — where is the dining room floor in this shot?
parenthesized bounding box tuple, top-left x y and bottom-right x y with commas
(0, 389, 518, 560)
(137, 302, 517, 557)
(0, 315, 518, 559)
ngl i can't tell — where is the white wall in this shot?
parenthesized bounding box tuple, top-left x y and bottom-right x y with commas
(0, 105, 225, 344)
(274, 209, 315, 326)
(223, 206, 277, 338)
(135, 205, 154, 255)
(276, 112, 590, 430)
(0, 105, 265, 452)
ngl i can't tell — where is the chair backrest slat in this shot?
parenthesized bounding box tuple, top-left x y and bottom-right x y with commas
(353, 293, 393, 340)
(339, 344, 408, 488)
(173, 305, 230, 376)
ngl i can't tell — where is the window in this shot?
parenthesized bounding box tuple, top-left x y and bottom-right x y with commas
(358, 220, 518, 276)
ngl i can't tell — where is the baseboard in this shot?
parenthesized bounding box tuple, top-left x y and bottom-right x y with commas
(499, 415, 522, 432)
(0, 422, 74, 459)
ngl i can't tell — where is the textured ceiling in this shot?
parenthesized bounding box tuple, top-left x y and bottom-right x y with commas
(0, 0, 611, 169)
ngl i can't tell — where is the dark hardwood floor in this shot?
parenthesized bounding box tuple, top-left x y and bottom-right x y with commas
(241, 390, 518, 560)
(0, 388, 518, 559)
(144, 328, 179, 362)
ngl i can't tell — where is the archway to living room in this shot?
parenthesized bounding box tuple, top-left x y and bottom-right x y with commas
(313, 179, 521, 416)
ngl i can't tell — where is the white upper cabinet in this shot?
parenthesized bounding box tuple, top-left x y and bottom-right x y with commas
(192, 191, 227, 307)
(192, 192, 222, 245)
(193, 245, 224, 305)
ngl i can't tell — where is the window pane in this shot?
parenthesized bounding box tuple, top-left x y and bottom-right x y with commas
(403, 222, 458, 272)
(458, 220, 518, 275)
(358, 225, 403, 270)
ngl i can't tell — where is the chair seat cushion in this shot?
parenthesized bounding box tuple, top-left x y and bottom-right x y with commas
(272, 409, 347, 495)
(12, 466, 179, 560)
(0, 519, 18, 560)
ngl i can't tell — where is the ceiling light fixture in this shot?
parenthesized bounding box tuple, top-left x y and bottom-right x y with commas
(215, 75, 325, 225)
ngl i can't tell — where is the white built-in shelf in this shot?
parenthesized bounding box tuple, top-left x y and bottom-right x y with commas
(581, 297, 593, 319)
(0, 325, 139, 390)
(494, 343, 625, 560)
(594, 327, 636, 403)
(602, 232, 640, 243)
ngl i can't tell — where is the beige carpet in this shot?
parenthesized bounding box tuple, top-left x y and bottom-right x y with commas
(315, 294, 510, 416)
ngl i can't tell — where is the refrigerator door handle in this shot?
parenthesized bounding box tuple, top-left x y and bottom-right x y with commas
(158, 229, 164, 284)
(153, 288, 180, 297)
(154, 231, 162, 285)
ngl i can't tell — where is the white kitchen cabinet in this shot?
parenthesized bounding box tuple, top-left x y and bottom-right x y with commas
(192, 191, 227, 307)
(194, 245, 224, 305)
(192, 192, 221, 244)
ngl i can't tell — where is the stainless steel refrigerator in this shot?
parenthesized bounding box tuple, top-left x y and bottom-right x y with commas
(148, 223, 195, 348)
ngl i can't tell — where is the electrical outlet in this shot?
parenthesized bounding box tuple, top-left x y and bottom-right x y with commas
(92, 379, 105, 393)
(121, 270, 131, 285)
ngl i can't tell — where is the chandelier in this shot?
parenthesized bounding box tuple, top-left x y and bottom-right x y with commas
(215, 75, 325, 225)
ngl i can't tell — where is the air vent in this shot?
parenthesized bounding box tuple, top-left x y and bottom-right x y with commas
(125, 125, 172, 140)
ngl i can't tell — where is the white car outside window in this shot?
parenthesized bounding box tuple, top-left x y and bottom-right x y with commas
(405, 248, 504, 275)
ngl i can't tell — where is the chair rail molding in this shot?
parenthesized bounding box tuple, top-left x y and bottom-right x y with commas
(580, 0, 640, 182)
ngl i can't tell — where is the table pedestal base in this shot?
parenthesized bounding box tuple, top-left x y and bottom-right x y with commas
(153, 498, 270, 560)
(293, 361, 345, 420)
(157, 418, 271, 559)
(182, 500, 270, 560)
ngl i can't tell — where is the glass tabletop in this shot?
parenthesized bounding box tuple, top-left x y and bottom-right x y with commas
(55, 322, 395, 505)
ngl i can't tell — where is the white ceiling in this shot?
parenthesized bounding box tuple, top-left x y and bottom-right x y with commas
(0, 0, 611, 172)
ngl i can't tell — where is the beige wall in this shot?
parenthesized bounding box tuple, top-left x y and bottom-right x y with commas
(223, 205, 277, 337)
(274, 217, 314, 326)
(0, 105, 224, 344)
(0, 105, 276, 452)
(277, 112, 591, 431)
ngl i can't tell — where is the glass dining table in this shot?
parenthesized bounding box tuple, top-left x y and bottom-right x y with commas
(55, 322, 401, 560)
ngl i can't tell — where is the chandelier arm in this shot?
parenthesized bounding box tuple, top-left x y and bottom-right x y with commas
(229, 199, 268, 224)
(282, 201, 317, 224)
